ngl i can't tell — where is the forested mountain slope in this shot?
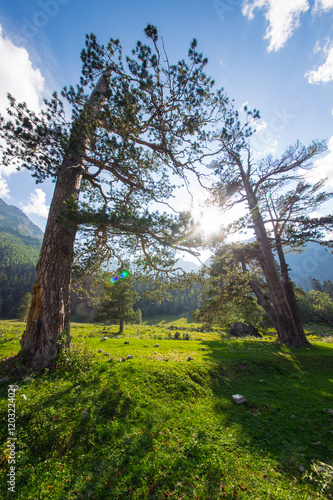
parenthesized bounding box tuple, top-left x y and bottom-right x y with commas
(0, 199, 42, 318)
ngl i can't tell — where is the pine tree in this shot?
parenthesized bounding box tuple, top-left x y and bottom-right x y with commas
(95, 270, 137, 332)
(208, 102, 328, 346)
(0, 25, 223, 369)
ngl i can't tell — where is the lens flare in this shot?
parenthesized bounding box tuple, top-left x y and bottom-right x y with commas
(105, 270, 130, 286)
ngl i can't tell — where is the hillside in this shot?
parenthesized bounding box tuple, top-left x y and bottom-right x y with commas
(0, 198, 43, 240)
(0, 199, 43, 318)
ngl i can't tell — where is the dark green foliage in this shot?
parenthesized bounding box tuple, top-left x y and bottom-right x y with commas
(310, 278, 333, 299)
(298, 289, 333, 325)
(0, 232, 39, 318)
(133, 280, 202, 318)
(16, 293, 33, 322)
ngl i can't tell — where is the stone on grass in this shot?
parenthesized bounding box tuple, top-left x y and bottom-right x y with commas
(101, 337, 108, 341)
(312, 441, 322, 446)
(154, 351, 157, 354)
(0, 376, 9, 383)
(201, 347, 206, 351)
(187, 356, 194, 361)
(103, 353, 111, 356)
(98, 349, 103, 353)
(124, 341, 130, 344)
(232, 394, 247, 405)
(107, 358, 113, 363)
(154, 344, 159, 347)
(127, 355, 134, 359)
(229, 322, 262, 338)
(119, 357, 126, 362)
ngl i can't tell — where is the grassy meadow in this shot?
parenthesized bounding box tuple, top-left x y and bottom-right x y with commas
(0, 318, 333, 499)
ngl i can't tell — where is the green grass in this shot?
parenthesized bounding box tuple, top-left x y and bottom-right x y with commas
(0, 319, 333, 499)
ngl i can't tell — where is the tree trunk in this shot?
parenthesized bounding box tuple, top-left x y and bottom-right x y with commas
(19, 70, 111, 369)
(119, 318, 124, 333)
(275, 233, 307, 340)
(242, 177, 309, 346)
(20, 158, 83, 369)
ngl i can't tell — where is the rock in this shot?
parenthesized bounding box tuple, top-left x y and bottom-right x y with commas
(187, 356, 194, 361)
(124, 341, 130, 344)
(229, 322, 262, 338)
(154, 351, 157, 354)
(21, 394, 27, 400)
(101, 337, 108, 341)
(0, 376, 9, 383)
(107, 358, 113, 363)
(116, 336, 121, 339)
(291, 415, 296, 418)
(232, 394, 247, 405)
(127, 355, 134, 359)
(164, 359, 169, 362)
(98, 349, 103, 353)
(312, 441, 322, 446)
(103, 353, 111, 356)
(8, 385, 19, 392)
(153, 343, 159, 347)
(201, 347, 206, 351)
(119, 357, 126, 362)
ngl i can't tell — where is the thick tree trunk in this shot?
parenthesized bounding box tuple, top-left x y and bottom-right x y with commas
(20, 158, 83, 369)
(19, 70, 111, 369)
(119, 318, 124, 333)
(242, 178, 309, 346)
(275, 234, 307, 341)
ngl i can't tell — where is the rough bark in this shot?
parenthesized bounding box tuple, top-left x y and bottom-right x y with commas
(20, 71, 111, 370)
(241, 175, 309, 346)
(275, 233, 306, 341)
(119, 318, 124, 333)
(20, 159, 83, 369)
(249, 279, 277, 325)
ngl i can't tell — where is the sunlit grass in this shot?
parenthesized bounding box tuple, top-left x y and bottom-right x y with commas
(0, 319, 332, 499)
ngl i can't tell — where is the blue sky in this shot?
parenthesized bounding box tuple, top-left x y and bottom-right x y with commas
(0, 0, 332, 249)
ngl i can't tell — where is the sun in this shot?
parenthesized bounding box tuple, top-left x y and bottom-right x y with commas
(196, 208, 223, 236)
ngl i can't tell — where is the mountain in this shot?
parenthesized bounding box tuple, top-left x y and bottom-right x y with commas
(286, 242, 333, 289)
(0, 199, 43, 318)
(0, 198, 43, 240)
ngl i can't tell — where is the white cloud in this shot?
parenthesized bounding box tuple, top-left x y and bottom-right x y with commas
(314, 0, 333, 12)
(305, 44, 333, 84)
(0, 25, 44, 115)
(21, 188, 49, 219)
(305, 135, 333, 189)
(0, 26, 45, 199)
(0, 176, 10, 200)
(242, 0, 310, 52)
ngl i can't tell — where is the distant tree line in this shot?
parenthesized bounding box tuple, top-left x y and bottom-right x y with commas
(0, 231, 39, 318)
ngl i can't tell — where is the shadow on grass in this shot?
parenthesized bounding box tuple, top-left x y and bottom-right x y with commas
(198, 339, 333, 479)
